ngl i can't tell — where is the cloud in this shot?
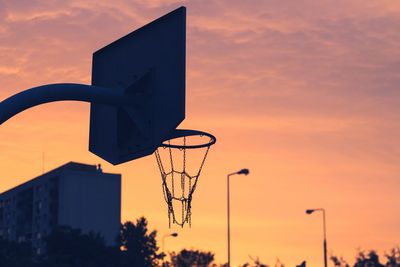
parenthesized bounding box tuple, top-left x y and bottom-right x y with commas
(1, 2, 400, 266)
(178, 0, 400, 123)
(1, 0, 400, 127)
(0, 1, 150, 93)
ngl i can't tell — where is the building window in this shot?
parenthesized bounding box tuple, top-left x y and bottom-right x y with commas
(36, 201, 42, 211)
(36, 185, 43, 193)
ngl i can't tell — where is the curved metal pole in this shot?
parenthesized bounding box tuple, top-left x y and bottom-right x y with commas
(0, 83, 130, 125)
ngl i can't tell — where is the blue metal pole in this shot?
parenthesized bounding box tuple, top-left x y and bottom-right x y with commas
(0, 83, 130, 125)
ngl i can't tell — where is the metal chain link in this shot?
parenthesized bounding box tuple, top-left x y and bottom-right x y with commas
(168, 141, 175, 197)
(155, 135, 213, 228)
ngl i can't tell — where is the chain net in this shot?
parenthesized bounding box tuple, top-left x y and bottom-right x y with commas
(155, 134, 212, 227)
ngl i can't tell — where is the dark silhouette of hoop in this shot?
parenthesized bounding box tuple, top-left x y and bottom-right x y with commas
(155, 129, 216, 227)
(160, 129, 217, 149)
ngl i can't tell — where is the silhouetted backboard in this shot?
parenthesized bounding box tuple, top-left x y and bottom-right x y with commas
(89, 7, 186, 165)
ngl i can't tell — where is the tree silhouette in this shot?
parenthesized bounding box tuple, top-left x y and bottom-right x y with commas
(169, 249, 215, 267)
(331, 255, 350, 267)
(42, 226, 118, 267)
(353, 250, 385, 267)
(119, 217, 162, 267)
(4, 214, 399, 267)
(0, 238, 33, 267)
(385, 247, 400, 267)
(331, 249, 400, 267)
(240, 256, 269, 267)
(0, 217, 162, 267)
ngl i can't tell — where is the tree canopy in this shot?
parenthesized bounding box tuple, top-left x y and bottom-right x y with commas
(119, 217, 163, 267)
(331, 248, 400, 267)
(169, 249, 215, 267)
(0, 238, 33, 267)
(0, 217, 399, 267)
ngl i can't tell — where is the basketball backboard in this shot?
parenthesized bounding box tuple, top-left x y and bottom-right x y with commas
(89, 7, 186, 165)
(0, 5, 216, 227)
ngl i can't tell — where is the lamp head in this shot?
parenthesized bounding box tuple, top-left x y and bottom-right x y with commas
(171, 233, 178, 237)
(306, 209, 315, 214)
(237, 168, 250, 175)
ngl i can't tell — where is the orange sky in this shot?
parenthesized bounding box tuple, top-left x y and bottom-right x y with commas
(1, 1, 400, 266)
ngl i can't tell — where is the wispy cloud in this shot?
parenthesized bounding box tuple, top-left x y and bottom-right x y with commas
(1, 1, 400, 266)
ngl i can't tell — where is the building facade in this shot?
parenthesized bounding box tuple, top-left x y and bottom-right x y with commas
(0, 162, 121, 254)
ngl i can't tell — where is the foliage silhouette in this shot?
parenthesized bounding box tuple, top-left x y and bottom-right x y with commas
(240, 256, 269, 267)
(331, 255, 350, 267)
(354, 250, 385, 267)
(168, 249, 216, 267)
(331, 248, 400, 267)
(119, 216, 163, 267)
(0, 217, 162, 267)
(40, 226, 118, 267)
(0, 238, 34, 267)
(385, 247, 400, 267)
(2, 215, 399, 267)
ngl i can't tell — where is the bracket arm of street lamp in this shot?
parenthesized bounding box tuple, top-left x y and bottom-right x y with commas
(0, 83, 134, 125)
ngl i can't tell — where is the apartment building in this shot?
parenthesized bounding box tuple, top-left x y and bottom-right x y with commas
(0, 162, 121, 254)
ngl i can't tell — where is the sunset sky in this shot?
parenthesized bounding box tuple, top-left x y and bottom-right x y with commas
(1, 0, 400, 266)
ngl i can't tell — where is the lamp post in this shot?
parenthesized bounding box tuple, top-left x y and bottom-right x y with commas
(162, 232, 178, 266)
(227, 168, 250, 267)
(306, 208, 327, 267)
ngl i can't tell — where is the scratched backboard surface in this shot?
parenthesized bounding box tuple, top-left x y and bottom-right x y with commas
(89, 7, 186, 165)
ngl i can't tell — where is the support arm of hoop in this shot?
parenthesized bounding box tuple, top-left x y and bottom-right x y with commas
(0, 83, 131, 125)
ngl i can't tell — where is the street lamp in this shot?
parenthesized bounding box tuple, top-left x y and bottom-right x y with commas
(227, 168, 250, 267)
(162, 232, 178, 266)
(306, 208, 327, 267)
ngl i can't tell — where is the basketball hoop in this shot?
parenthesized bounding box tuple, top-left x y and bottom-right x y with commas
(155, 129, 216, 227)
